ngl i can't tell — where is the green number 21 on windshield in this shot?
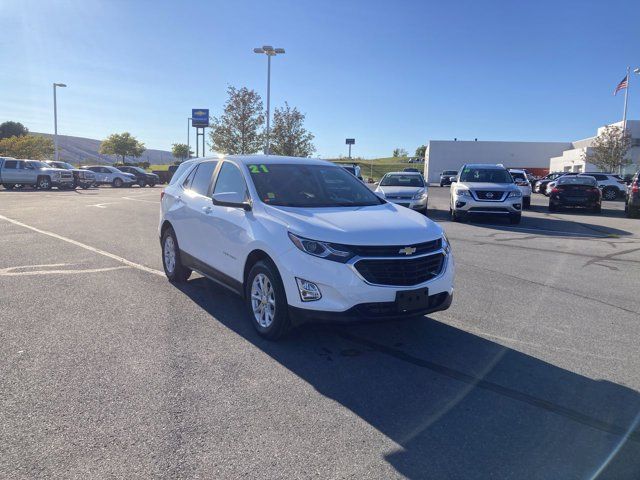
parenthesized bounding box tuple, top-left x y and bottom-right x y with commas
(249, 164, 269, 173)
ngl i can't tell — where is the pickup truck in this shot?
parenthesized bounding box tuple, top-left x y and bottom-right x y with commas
(0, 158, 75, 190)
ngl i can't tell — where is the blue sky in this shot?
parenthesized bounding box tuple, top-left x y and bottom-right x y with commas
(1, 0, 639, 158)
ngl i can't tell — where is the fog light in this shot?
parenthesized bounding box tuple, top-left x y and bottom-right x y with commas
(513, 203, 522, 210)
(295, 278, 322, 302)
(455, 201, 466, 208)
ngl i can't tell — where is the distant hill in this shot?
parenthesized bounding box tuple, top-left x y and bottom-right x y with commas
(32, 132, 176, 165)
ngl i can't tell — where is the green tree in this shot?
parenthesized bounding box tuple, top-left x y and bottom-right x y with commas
(415, 145, 426, 158)
(99, 132, 146, 164)
(582, 125, 632, 172)
(172, 143, 192, 161)
(0, 121, 29, 140)
(393, 148, 408, 157)
(208, 86, 265, 154)
(269, 102, 316, 157)
(0, 135, 53, 159)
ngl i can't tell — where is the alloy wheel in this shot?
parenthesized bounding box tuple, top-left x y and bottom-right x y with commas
(251, 273, 276, 328)
(163, 235, 176, 274)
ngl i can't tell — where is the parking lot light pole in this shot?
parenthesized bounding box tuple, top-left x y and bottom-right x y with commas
(53, 83, 67, 162)
(187, 117, 192, 159)
(253, 46, 285, 155)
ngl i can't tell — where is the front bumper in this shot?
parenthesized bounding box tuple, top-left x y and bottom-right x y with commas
(451, 192, 522, 216)
(385, 196, 428, 211)
(51, 177, 74, 187)
(275, 245, 455, 323)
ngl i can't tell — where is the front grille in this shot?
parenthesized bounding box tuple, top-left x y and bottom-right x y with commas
(345, 238, 442, 257)
(388, 195, 413, 200)
(469, 207, 509, 212)
(61, 172, 73, 179)
(354, 253, 445, 286)
(473, 190, 505, 201)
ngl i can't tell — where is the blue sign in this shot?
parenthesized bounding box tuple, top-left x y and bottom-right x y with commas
(192, 109, 209, 128)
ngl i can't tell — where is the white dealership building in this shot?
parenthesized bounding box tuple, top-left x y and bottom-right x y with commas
(423, 120, 640, 183)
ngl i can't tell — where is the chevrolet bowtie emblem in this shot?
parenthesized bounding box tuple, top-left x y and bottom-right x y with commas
(399, 246, 416, 255)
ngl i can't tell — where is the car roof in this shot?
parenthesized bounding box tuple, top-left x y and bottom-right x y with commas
(462, 163, 506, 170)
(192, 154, 333, 167)
(508, 169, 526, 173)
(385, 171, 422, 176)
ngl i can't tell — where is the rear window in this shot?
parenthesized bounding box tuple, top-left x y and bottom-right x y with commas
(510, 172, 527, 181)
(557, 176, 597, 186)
(380, 174, 424, 187)
(169, 161, 196, 185)
(3, 160, 17, 169)
(443, 170, 457, 175)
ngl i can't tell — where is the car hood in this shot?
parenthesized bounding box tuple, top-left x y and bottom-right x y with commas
(376, 185, 425, 196)
(458, 182, 516, 191)
(264, 202, 443, 245)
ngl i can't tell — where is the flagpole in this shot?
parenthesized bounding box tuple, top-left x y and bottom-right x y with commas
(622, 66, 630, 133)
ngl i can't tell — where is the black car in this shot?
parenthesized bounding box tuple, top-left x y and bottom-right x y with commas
(548, 175, 601, 212)
(44, 161, 96, 189)
(117, 166, 159, 187)
(439, 170, 458, 186)
(534, 172, 564, 194)
(625, 171, 639, 218)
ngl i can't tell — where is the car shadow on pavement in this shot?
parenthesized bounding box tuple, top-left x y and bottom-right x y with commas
(174, 278, 640, 479)
(428, 207, 632, 237)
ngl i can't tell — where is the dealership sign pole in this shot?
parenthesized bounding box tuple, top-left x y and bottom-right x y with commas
(346, 138, 355, 159)
(191, 109, 209, 157)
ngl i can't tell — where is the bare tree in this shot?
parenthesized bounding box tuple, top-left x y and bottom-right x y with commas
(583, 125, 631, 172)
(269, 102, 316, 157)
(208, 86, 264, 154)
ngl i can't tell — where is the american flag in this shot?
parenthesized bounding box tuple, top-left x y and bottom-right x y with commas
(614, 75, 628, 96)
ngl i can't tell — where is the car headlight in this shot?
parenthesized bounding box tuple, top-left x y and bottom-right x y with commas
(413, 189, 428, 200)
(455, 188, 471, 197)
(52, 171, 61, 178)
(288, 232, 354, 263)
(442, 232, 451, 254)
(508, 189, 522, 198)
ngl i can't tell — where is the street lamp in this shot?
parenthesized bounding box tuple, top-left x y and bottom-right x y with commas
(187, 117, 192, 159)
(254, 45, 285, 155)
(53, 83, 67, 162)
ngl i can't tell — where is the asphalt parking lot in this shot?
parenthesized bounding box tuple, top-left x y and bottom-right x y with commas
(1, 185, 640, 479)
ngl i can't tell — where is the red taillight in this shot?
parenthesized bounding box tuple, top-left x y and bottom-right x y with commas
(633, 181, 639, 194)
(551, 187, 560, 194)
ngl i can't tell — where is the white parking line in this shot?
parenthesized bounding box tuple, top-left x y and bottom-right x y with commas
(122, 196, 160, 204)
(479, 225, 609, 238)
(0, 264, 129, 276)
(0, 214, 164, 277)
(88, 202, 119, 208)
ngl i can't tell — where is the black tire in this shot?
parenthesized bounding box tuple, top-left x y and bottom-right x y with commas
(112, 177, 123, 188)
(602, 187, 617, 201)
(509, 213, 521, 224)
(137, 179, 146, 187)
(245, 259, 291, 340)
(37, 176, 52, 190)
(548, 203, 557, 212)
(149, 183, 156, 188)
(3, 184, 15, 190)
(161, 227, 191, 283)
(592, 204, 602, 213)
(523, 197, 531, 209)
(81, 184, 89, 190)
(450, 207, 460, 222)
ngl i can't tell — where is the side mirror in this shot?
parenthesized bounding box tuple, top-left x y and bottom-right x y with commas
(212, 192, 252, 211)
(374, 182, 380, 187)
(374, 190, 385, 199)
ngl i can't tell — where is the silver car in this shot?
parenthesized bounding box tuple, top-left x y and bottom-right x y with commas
(449, 164, 522, 224)
(374, 171, 428, 213)
(84, 165, 136, 187)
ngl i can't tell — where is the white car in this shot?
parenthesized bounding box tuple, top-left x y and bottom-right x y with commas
(374, 172, 428, 214)
(84, 165, 137, 187)
(449, 163, 523, 224)
(508, 169, 532, 209)
(159, 156, 454, 339)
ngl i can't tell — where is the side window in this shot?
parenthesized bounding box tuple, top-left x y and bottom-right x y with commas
(4, 160, 17, 169)
(189, 161, 217, 196)
(213, 162, 247, 196)
(592, 174, 606, 181)
(169, 162, 194, 185)
(182, 165, 198, 189)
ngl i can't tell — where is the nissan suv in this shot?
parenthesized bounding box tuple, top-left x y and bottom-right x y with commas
(449, 163, 522, 224)
(159, 156, 454, 339)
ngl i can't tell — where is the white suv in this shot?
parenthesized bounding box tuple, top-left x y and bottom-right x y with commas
(159, 156, 454, 339)
(507, 169, 532, 209)
(449, 164, 523, 224)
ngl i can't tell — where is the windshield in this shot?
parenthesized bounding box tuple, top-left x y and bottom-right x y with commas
(248, 163, 383, 207)
(510, 172, 527, 181)
(380, 174, 424, 187)
(459, 168, 513, 183)
(56, 162, 74, 169)
(128, 166, 145, 173)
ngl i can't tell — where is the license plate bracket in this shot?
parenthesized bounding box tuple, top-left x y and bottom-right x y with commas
(396, 287, 429, 312)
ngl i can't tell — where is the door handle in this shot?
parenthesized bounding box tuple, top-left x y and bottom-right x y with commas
(202, 206, 212, 214)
